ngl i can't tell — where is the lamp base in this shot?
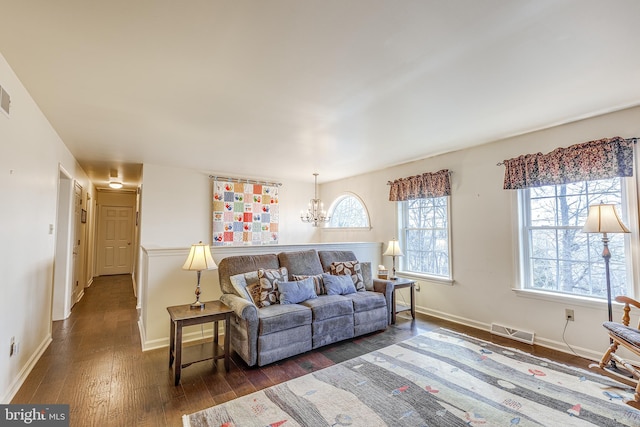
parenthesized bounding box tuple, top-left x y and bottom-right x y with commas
(390, 276, 398, 280)
(190, 300, 205, 310)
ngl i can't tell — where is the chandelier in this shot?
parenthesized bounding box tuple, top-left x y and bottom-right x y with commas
(300, 173, 330, 227)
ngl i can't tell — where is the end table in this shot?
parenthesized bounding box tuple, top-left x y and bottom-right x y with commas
(167, 300, 232, 385)
(390, 278, 415, 324)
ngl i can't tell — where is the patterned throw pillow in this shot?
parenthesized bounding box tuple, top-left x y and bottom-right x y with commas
(229, 271, 259, 301)
(257, 267, 288, 307)
(292, 273, 325, 295)
(330, 261, 365, 292)
(245, 282, 262, 307)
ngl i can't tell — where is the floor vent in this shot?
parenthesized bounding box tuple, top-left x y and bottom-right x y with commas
(1, 84, 10, 115)
(490, 323, 535, 345)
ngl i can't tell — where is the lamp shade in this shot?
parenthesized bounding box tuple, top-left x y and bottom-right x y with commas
(182, 241, 217, 271)
(383, 239, 404, 257)
(582, 203, 630, 234)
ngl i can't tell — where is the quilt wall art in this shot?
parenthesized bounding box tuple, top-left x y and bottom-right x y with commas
(212, 180, 279, 246)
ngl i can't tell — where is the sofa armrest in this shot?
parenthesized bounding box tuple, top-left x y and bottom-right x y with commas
(220, 293, 258, 322)
(220, 293, 259, 366)
(373, 278, 394, 325)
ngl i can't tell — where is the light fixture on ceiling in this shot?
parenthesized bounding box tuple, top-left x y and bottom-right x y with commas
(300, 173, 330, 227)
(108, 169, 123, 189)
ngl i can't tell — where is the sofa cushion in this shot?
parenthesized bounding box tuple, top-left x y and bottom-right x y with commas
(278, 277, 317, 305)
(330, 261, 365, 292)
(342, 290, 386, 312)
(229, 271, 259, 301)
(258, 303, 311, 335)
(218, 253, 280, 295)
(322, 273, 357, 295)
(278, 249, 324, 278)
(301, 294, 354, 321)
(318, 250, 358, 271)
(293, 273, 325, 295)
(258, 267, 288, 307)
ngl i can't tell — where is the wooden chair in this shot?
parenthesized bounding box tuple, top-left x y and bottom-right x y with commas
(591, 295, 640, 409)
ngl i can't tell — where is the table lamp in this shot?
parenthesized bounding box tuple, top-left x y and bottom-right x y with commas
(182, 241, 217, 309)
(383, 239, 404, 280)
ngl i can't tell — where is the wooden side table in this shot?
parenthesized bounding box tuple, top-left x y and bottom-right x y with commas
(390, 278, 415, 324)
(167, 300, 232, 385)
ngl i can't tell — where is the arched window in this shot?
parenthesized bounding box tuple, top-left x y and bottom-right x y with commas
(327, 193, 370, 228)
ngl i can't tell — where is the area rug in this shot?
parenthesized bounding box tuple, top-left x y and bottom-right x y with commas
(183, 328, 640, 426)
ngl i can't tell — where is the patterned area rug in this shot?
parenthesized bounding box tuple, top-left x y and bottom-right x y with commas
(183, 329, 640, 426)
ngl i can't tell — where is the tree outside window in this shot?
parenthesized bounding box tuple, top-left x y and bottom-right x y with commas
(327, 194, 370, 228)
(520, 177, 630, 298)
(400, 196, 451, 278)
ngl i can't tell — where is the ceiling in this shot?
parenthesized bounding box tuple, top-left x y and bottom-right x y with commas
(1, 1, 639, 189)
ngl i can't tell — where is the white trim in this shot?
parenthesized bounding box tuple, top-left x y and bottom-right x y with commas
(1, 335, 52, 403)
(415, 305, 602, 361)
(396, 272, 454, 286)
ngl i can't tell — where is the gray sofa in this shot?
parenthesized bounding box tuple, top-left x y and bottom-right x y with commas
(218, 249, 394, 367)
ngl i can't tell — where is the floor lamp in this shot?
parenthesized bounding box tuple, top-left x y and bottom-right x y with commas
(582, 203, 630, 324)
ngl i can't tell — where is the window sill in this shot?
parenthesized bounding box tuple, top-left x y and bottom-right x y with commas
(396, 272, 454, 286)
(512, 288, 612, 310)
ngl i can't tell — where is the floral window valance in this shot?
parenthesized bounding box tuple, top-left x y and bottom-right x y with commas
(502, 136, 637, 190)
(388, 169, 451, 201)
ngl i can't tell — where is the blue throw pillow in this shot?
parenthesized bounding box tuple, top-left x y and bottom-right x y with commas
(278, 277, 317, 304)
(322, 273, 357, 296)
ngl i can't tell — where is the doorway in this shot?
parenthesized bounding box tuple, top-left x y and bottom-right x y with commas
(52, 166, 73, 321)
(96, 205, 134, 275)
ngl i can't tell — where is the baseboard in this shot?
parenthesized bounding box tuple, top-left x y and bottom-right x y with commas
(416, 305, 601, 362)
(131, 273, 137, 299)
(1, 334, 52, 404)
(139, 323, 223, 352)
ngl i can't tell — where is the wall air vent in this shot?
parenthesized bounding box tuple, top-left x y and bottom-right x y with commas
(0, 85, 10, 115)
(490, 323, 535, 345)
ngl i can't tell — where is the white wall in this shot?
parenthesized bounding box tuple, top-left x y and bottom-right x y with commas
(0, 53, 93, 402)
(139, 163, 319, 248)
(320, 105, 640, 360)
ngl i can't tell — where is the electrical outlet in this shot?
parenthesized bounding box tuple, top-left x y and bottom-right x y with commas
(415, 282, 421, 292)
(565, 309, 575, 321)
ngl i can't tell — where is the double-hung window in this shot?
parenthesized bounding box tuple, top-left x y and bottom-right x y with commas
(400, 196, 451, 279)
(505, 136, 637, 301)
(389, 169, 452, 281)
(519, 177, 632, 298)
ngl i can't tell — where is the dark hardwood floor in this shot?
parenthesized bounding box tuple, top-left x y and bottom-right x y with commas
(12, 274, 595, 426)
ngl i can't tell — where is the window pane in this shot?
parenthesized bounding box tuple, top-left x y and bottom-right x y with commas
(402, 196, 450, 278)
(521, 177, 629, 299)
(328, 195, 369, 227)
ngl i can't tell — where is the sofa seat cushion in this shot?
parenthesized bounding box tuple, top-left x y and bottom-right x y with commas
(258, 304, 311, 335)
(301, 295, 353, 321)
(342, 291, 386, 313)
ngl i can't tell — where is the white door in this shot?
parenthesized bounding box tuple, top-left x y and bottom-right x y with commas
(71, 182, 83, 304)
(97, 205, 133, 275)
